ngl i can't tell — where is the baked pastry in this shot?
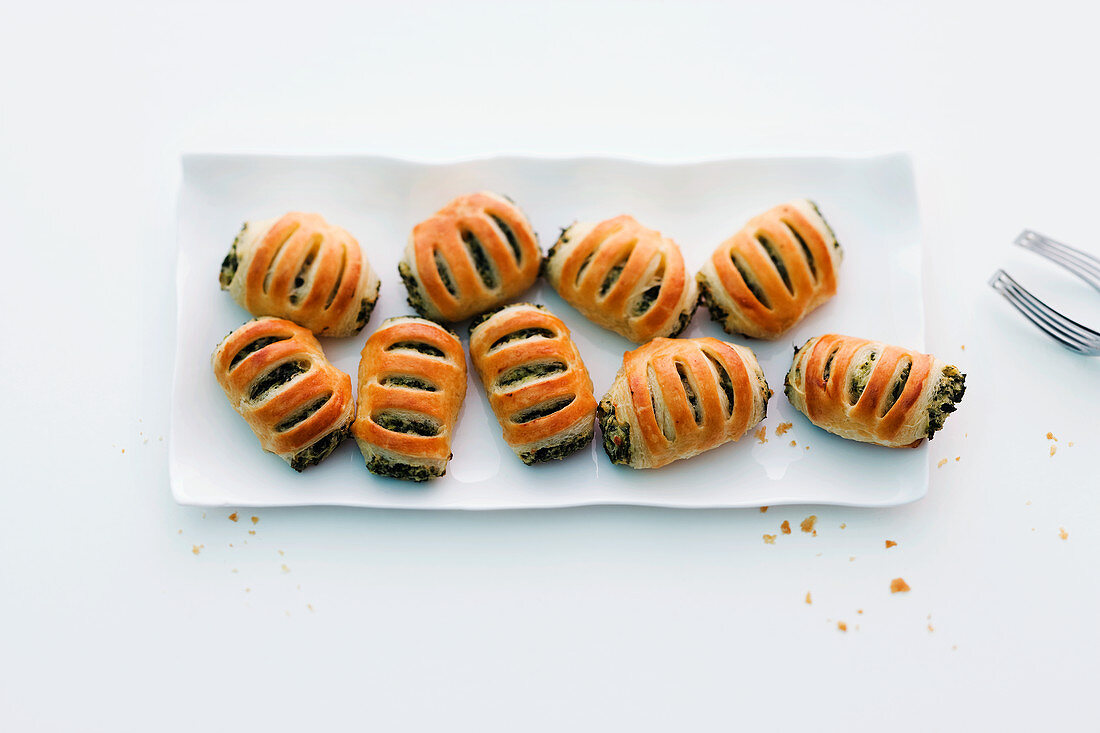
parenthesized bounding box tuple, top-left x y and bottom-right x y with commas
(598, 337, 770, 469)
(697, 200, 841, 339)
(352, 317, 467, 481)
(544, 215, 697, 342)
(784, 334, 966, 447)
(219, 212, 380, 337)
(398, 192, 540, 322)
(212, 317, 354, 470)
(468, 303, 596, 464)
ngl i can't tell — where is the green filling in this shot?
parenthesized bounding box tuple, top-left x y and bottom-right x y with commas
(354, 295, 377, 333)
(784, 340, 812, 403)
(229, 336, 288, 371)
(697, 275, 733, 331)
(704, 352, 735, 418)
(373, 412, 440, 437)
(666, 305, 695, 338)
(808, 200, 841, 252)
(397, 261, 432, 319)
(497, 361, 567, 388)
(275, 393, 331, 432)
(757, 234, 792, 294)
(597, 397, 632, 466)
(434, 251, 457, 296)
(511, 396, 574, 424)
(822, 349, 838, 383)
(490, 327, 555, 351)
(218, 223, 245, 289)
(289, 425, 347, 472)
(675, 363, 702, 425)
(542, 225, 572, 275)
(784, 222, 817, 279)
(380, 375, 437, 391)
(732, 254, 770, 307)
(632, 284, 661, 316)
(759, 372, 772, 419)
(599, 262, 626, 296)
(848, 351, 878, 404)
(462, 230, 497, 288)
(468, 302, 544, 337)
(881, 362, 911, 415)
(387, 341, 445, 358)
(365, 454, 441, 482)
(519, 430, 594, 465)
(249, 361, 308, 402)
(489, 214, 522, 264)
(925, 366, 966, 440)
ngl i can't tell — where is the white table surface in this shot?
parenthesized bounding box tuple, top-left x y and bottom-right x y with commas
(2, 1, 1098, 730)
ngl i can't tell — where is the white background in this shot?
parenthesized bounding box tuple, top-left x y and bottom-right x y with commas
(2, 1, 1099, 730)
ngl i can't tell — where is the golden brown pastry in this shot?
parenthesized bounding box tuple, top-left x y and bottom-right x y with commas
(544, 215, 698, 342)
(398, 192, 541, 322)
(219, 212, 381, 337)
(468, 303, 596, 464)
(352, 317, 467, 481)
(598, 337, 770, 469)
(784, 334, 966, 447)
(697, 200, 841, 339)
(212, 317, 354, 470)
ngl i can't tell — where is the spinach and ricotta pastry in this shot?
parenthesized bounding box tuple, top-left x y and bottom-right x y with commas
(351, 316, 468, 481)
(696, 200, 841, 339)
(398, 192, 541, 322)
(542, 215, 698, 343)
(212, 317, 354, 471)
(598, 337, 770, 469)
(468, 303, 596, 465)
(219, 212, 380, 337)
(784, 334, 967, 447)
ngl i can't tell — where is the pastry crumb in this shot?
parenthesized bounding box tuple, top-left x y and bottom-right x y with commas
(804, 445, 810, 451)
(955, 456, 960, 462)
(1050, 445, 1057, 457)
(885, 540, 897, 549)
(800, 515, 817, 533)
(927, 623, 934, 632)
(1059, 527, 1069, 540)
(775, 422, 793, 436)
(805, 592, 812, 605)
(960, 345, 965, 350)
(228, 512, 238, 522)
(191, 545, 203, 555)
(1047, 432, 1056, 441)
(231, 568, 238, 573)
(789, 440, 797, 447)
(839, 523, 846, 529)
(754, 426, 768, 444)
(1068, 441, 1074, 447)
(837, 621, 847, 632)
(760, 506, 768, 513)
(281, 564, 290, 573)
(849, 556, 855, 562)
(248, 530, 256, 535)
(251, 516, 259, 524)
(780, 520, 791, 535)
(762, 534, 777, 544)
(937, 458, 948, 468)
(857, 609, 863, 614)
(307, 604, 315, 612)
(177, 529, 182, 534)
(278, 550, 285, 556)
(890, 577, 911, 593)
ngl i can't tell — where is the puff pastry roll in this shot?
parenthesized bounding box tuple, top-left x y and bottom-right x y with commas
(219, 212, 381, 337)
(352, 317, 468, 481)
(784, 334, 966, 447)
(598, 337, 770, 469)
(468, 304, 596, 464)
(212, 317, 354, 471)
(398, 192, 541, 322)
(697, 200, 841, 339)
(544, 215, 698, 343)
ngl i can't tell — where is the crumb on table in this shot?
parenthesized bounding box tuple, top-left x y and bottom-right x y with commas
(885, 540, 897, 549)
(890, 577, 911, 594)
(760, 506, 768, 513)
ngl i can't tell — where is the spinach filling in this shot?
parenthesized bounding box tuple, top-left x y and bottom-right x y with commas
(704, 352, 735, 418)
(218, 223, 245, 289)
(496, 361, 567, 388)
(490, 327, 555, 351)
(822, 348, 839, 384)
(275, 393, 332, 432)
(732, 254, 770, 307)
(808, 200, 842, 251)
(434, 251, 457, 296)
(469, 302, 544, 337)
(542, 226, 572, 275)
(387, 341, 445, 358)
(489, 214, 522, 264)
(675, 362, 702, 425)
(758, 372, 772, 419)
(519, 429, 594, 465)
(229, 335, 288, 371)
(632, 283, 661, 316)
(784, 221, 817, 280)
(289, 425, 347, 472)
(599, 261, 626, 297)
(881, 361, 912, 415)
(666, 306, 695, 338)
(365, 454, 441, 482)
(511, 396, 574, 424)
(249, 360, 309, 402)
(381, 375, 437, 391)
(697, 275, 732, 329)
(756, 234, 793, 293)
(288, 248, 317, 305)
(925, 366, 966, 439)
(397, 261, 432, 319)
(461, 230, 497, 289)
(353, 295, 376, 333)
(597, 397, 632, 466)
(848, 351, 878, 404)
(373, 411, 441, 437)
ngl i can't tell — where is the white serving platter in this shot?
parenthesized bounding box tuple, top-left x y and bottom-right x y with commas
(171, 153, 926, 509)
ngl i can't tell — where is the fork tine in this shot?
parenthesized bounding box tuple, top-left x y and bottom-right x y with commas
(1015, 230, 1100, 292)
(989, 270, 1099, 354)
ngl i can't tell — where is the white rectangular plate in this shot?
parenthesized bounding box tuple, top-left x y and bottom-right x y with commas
(171, 153, 926, 509)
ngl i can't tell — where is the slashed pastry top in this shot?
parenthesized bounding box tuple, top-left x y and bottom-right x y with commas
(352, 316, 467, 481)
(544, 215, 698, 343)
(697, 199, 841, 339)
(212, 317, 354, 470)
(219, 212, 381, 337)
(468, 303, 596, 464)
(784, 334, 966, 447)
(398, 192, 541, 322)
(598, 337, 771, 469)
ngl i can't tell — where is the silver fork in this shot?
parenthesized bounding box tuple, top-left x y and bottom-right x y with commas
(989, 269, 1100, 355)
(1015, 229, 1100, 292)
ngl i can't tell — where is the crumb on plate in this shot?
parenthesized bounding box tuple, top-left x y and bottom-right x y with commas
(763, 534, 776, 544)
(1059, 527, 1069, 540)
(890, 577, 910, 593)
(800, 515, 817, 533)
(780, 520, 791, 534)
(775, 422, 793, 436)
(838, 621, 847, 632)
(805, 592, 812, 605)
(886, 540, 897, 549)
(228, 512, 238, 522)
(937, 458, 948, 468)
(755, 426, 768, 444)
